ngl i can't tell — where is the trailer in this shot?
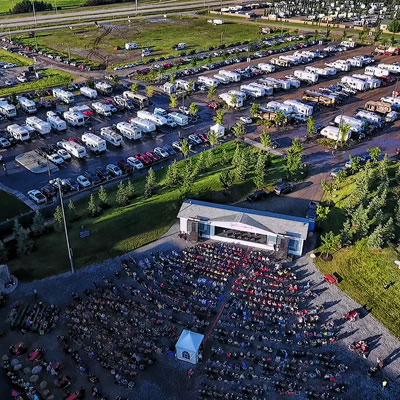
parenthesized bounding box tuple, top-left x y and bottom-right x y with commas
(320, 126, 350, 141)
(334, 115, 366, 132)
(0, 100, 16, 118)
(302, 90, 336, 106)
(219, 70, 241, 82)
(153, 108, 177, 127)
(257, 63, 275, 73)
(116, 122, 142, 140)
(364, 66, 389, 78)
(219, 93, 244, 108)
(384, 47, 399, 56)
(355, 110, 384, 126)
(92, 102, 112, 117)
(100, 127, 123, 147)
(381, 96, 400, 106)
(113, 95, 135, 110)
(130, 117, 156, 133)
(7, 124, 30, 141)
(266, 100, 293, 114)
(25, 116, 51, 136)
(198, 76, 219, 87)
(80, 87, 97, 99)
(52, 88, 74, 104)
(163, 82, 176, 94)
(214, 74, 230, 84)
(81, 132, 107, 153)
(240, 84, 264, 98)
(95, 81, 113, 95)
(46, 111, 67, 131)
(283, 99, 313, 116)
(378, 63, 400, 74)
(364, 101, 392, 114)
(326, 60, 351, 72)
(286, 78, 301, 88)
(60, 140, 87, 159)
(249, 82, 273, 96)
(137, 110, 167, 126)
(228, 90, 247, 101)
(352, 74, 381, 89)
(341, 76, 367, 91)
(277, 79, 291, 90)
(168, 112, 189, 126)
(293, 70, 319, 84)
(63, 110, 86, 127)
(122, 91, 149, 109)
(18, 97, 37, 114)
(270, 58, 291, 67)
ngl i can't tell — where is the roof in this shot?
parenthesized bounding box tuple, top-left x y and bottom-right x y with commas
(177, 199, 309, 239)
(176, 329, 204, 352)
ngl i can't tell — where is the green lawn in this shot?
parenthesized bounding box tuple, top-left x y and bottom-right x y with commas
(0, 190, 30, 222)
(0, 69, 75, 97)
(0, 49, 33, 66)
(9, 142, 285, 281)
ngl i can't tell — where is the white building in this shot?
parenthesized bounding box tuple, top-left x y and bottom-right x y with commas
(177, 200, 309, 256)
(176, 329, 204, 365)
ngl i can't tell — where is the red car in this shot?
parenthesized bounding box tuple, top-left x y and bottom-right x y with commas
(103, 99, 113, 105)
(82, 110, 93, 117)
(198, 133, 209, 143)
(145, 151, 160, 162)
(135, 153, 152, 165)
(68, 137, 83, 145)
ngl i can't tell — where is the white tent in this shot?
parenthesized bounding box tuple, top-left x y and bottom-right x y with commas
(209, 123, 225, 137)
(176, 329, 204, 365)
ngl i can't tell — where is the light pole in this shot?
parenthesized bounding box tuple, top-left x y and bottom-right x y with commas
(56, 178, 75, 274)
(31, 0, 37, 25)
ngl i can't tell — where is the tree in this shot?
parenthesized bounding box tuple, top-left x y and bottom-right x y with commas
(146, 85, 154, 98)
(232, 122, 246, 141)
(340, 219, 352, 247)
(126, 180, 135, 199)
(86, 76, 95, 89)
(66, 200, 76, 221)
(11, 0, 53, 14)
(349, 155, 362, 173)
(169, 74, 176, 84)
(316, 205, 330, 223)
(165, 160, 180, 186)
(373, 26, 383, 43)
(382, 217, 395, 243)
(259, 131, 273, 149)
(15, 224, 33, 256)
(253, 152, 266, 188)
(144, 168, 156, 198)
(0, 241, 7, 263)
(190, 56, 198, 68)
(321, 180, 336, 203)
(219, 169, 235, 191)
(351, 204, 370, 238)
(230, 93, 238, 108)
(221, 148, 230, 165)
(367, 224, 384, 249)
(98, 185, 108, 207)
(339, 124, 350, 144)
(388, 18, 400, 33)
(213, 109, 225, 125)
(53, 206, 63, 232)
(232, 144, 241, 168)
(307, 116, 315, 135)
(112, 74, 119, 87)
(319, 231, 340, 258)
(204, 150, 213, 168)
(181, 138, 190, 159)
(187, 79, 195, 93)
(189, 102, 199, 116)
(181, 161, 195, 195)
(116, 181, 128, 206)
(88, 193, 99, 216)
(131, 83, 139, 93)
(31, 210, 45, 236)
(250, 103, 260, 118)
(286, 137, 303, 178)
(207, 85, 216, 100)
(377, 154, 389, 179)
(207, 130, 219, 151)
(235, 151, 248, 183)
(367, 147, 381, 163)
(274, 110, 286, 127)
(169, 94, 178, 109)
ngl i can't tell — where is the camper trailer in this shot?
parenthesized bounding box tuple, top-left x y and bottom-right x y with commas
(364, 101, 392, 114)
(95, 82, 113, 95)
(7, 124, 30, 141)
(122, 92, 149, 109)
(130, 117, 156, 133)
(47, 111, 67, 131)
(168, 112, 189, 126)
(239, 84, 264, 98)
(341, 76, 367, 91)
(293, 70, 319, 84)
(153, 108, 177, 127)
(219, 93, 244, 108)
(378, 63, 400, 74)
(334, 115, 366, 133)
(115, 122, 142, 140)
(320, 126, 351, 141)
(81, 132, 107, 153)
(60, 140, 87, 159)
(0, 101, 16, 118)
(63, 111, 86, 127)
(214, 74, 230, 84)
(100, 127, 123, 147)
(219, 70, 241, 82)
(198, 76, 219, 87)
(364, 66, 389, 78)
(257, 63, 276, 73)
(137, 110, 167, 127)
(25, 116, 51, 136)
(92, 102, 113, 117)
(283, 100, 313, 116)
(80, 87, 98, 99)
(18, 97, 37, 114)
(53, 88, 74, 104)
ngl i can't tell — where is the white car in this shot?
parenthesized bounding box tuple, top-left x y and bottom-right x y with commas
(188, 134, 202, 145)
(47, 153, 64, 165)
(127, 156, 144, 169)
(77, 175, 91, 188)
(178, 106, 191, 115)
(240, 116, 252, 124)
(0, 137, 10, 148)
(57, 149, 71, 161)
(3, 63, 17, 69)
(106, 163, 122, 177)
(28, 189, 47, 205)
(154, 147, 169, 158)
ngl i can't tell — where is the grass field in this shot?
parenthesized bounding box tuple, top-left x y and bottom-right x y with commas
(0, 69, 75, 97)
(9, 142, 286, 281)
(0, 49, 33, 66)
(0, 190, 30, 222)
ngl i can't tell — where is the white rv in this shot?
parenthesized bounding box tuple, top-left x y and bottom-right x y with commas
(219, 70, 241, 82)
(81, 132, 107, 153)
(320, 126, 351, 141)
(326, 60, 351, 72)
(341, 76, 367, 91)
(92, 102, 112, 117)
(198, 76, 219, 87)
(130, 117, 156, 133)
(334, 115, 366, 133)
(378, 63, 400, 74)
(63, 111, 86, 127)
(214, 74, 231, 84)
(168, 112, 189, 126)
(25, 116, 51, 136)
(355, 110, 384, 126)
(219, 93, 244, 108)
(0, 100, 16, 118)
(228, 90, 247, 102)
(7, 124, 30, 141)
(293, 70, 319, 84)
(100, 127, 123, 147)
(283, 100, 313, 116)
(18, 97, 37, 114)
(249, 82, 273, 96)
(60, 141, 87, 159)
(47, 111, 67, 132)
(381, 96, 400, 106)
(116, 122, 142, 140)
(95, 81, 113, 95)
(257, 63, 275, 73)
(239, 84, 264, 98)
(364, 66, 389, 78)
(154, 108, 178, 127)
(137, 110, 167, 127)
(80, 87, 98, 99)
(53, 88, 74, 104)
(266, 101, 293, 114)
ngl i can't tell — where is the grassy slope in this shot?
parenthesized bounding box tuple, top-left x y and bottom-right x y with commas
(0, 190, 29, 221)
(9, 142, 285, 281)
(0, 69, 75, 97)
(316, 162, 400, 338)
(0, 49, 33, 66)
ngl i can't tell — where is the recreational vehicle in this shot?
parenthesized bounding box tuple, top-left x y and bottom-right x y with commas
(81, 132, 107, 153)
(115, 122, 142, 140)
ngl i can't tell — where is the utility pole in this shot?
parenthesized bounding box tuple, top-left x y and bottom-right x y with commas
(31, 0, 37, 25)
(57, 178, 75, 274)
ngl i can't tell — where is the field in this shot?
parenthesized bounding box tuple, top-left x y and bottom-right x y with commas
(14, 16, 265, 66)
(8, 142, 286, 281)
(0, 49, 33, 66)
(0, 190, 30, 222)
(0, 69, 75, 97)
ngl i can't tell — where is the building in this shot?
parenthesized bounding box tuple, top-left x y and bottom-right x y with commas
(177, 200, 310, 256)
(176, 329, 204, 365)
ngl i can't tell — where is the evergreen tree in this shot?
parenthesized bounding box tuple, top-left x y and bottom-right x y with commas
(351, 204, 370, 238)
(274, 110, 286, 127)
(204, 150, 213, 168)
(319, 231, 340, 258)
(286, 137, 303, 178)
(146, 85, 154, 98)
(131, 83, 139, 93)
(116, 181, 128, 206)
(0, 240, 7, 263)
(207, 85, 216, 100)
(381, 217, 395, 243)
(126, 180, 135, 199)
(259, 131, 273, 149)
(253, 152, 266, 188)
(235, 151, 248, 183)
(307, 116, 315, 135)
(221, 148, 230, 165)
(31, 210, 45, 236)
(181, 161, 195, 195)
(232, 122, 246, 141)
(88, 193, 99, 216)
(340, 219, 352, 247)
(165, 160, 180, 186)
(388, 18, 400, 33)
(367, 224, 384, 249)
(219, 169, 234, 191)
(98, 185, 108, 207)
(53, 206, 63, 232)
(207, 131, 219, 151)
(367, 147, 381, 163)
(196, 151, 206, 173)
(377, 154, 389, 180)
(232, 144, 241, 168)
(395, 163, 400, 182)
(181, 138, 190, 159)
(144, 168, 156, 198)
(250, 103, 260, 118)
(16, 225, 33, 256)
(67, 200, 76, 221)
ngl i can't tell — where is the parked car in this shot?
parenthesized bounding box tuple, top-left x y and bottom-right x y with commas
(247, 190, 269, 202)
(95, 167, 111, 181)
(84, 170, 101, 185)
(188, 134, 202, 145)
(154, 147, 169, 158)
(57, 149, 71, 161)
(145, 151, 161, 162)
(127, 156, 144, 169)
(117, 160, 133, 175)
(77, 175, 91, 188)
(135, 153, 152, 165)
(240, 116, 252, 124)
(106, 163, 122, 177)
(28, 189, 47, 205)
(162, 144, 176, 156)
(330, 167, 344, 178)
(0, 137, 10, 148)
(47, 153, 64, 165)
(274, 183, 293, 195)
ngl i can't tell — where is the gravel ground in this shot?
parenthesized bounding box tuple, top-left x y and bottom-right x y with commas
(0, 225, 399, 400)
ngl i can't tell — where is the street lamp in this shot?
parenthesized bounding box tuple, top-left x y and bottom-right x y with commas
(56, 178, 75, 274)
(31, 0, 37, 25)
